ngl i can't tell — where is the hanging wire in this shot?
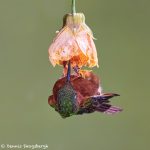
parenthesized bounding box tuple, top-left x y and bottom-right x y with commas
(72, 0, 76, 14)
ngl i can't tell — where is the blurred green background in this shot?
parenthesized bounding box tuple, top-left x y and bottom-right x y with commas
(0, 0, 149, 150)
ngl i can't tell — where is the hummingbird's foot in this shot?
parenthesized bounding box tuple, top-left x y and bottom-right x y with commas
(73, 66, 92, 78)
(73, 65, 80, 75)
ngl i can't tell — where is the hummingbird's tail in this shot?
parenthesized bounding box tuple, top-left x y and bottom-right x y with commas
(95, 103, 122, 114)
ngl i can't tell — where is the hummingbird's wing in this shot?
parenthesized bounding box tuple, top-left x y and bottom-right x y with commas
(77, 93, 122, 115)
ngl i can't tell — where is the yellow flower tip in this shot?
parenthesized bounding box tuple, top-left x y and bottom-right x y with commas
(48, 12, 99, 68)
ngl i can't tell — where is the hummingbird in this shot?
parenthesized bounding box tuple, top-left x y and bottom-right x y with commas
(48, 61, 122, 118)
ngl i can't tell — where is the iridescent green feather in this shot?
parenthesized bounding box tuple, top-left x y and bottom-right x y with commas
(57, 82, 78, 118)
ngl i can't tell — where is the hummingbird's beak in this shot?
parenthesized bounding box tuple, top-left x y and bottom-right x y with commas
(66, 60, 71, 82)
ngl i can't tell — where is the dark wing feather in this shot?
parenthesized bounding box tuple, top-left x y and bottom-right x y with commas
(77, 93, 122, 115)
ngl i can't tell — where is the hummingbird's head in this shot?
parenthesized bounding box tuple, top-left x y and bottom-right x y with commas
(57, 61, 78, 118)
